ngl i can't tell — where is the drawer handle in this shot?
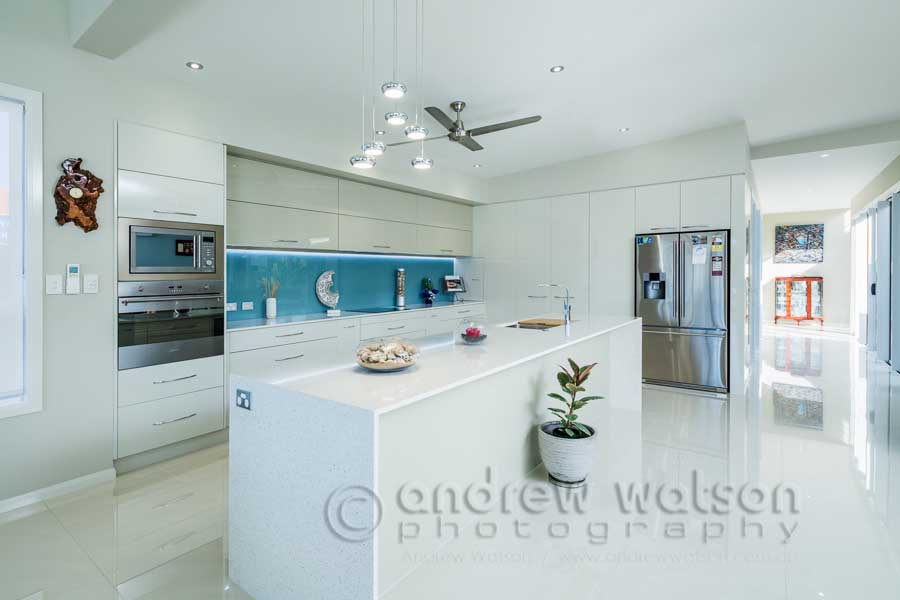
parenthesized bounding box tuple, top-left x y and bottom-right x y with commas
(471, 278, 481, 282)
(273, 239, 300, 243)
(372, 245, 391, 249)
(156, 531, 196, 553)
(274, 354, 305, 362)
(275, 331, 304, 338)
(343, 325, 357, 329)
(649, 227, 676, 231)
(553, 295, 575, 299)
(457, 310, 471, 314)
(152, 374, 197, 385)
(682, 224, 709, 229)
(387, 325, 406, 331)
(440, 249, 454, 253)
(152, 492, 196, 510)
(153, 413, 197, 426)
(153, 209, 198, 217)
(527, 295, 548, 299)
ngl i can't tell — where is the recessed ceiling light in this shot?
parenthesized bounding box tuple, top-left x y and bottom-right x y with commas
(473, 164, 482, 168)
(375, 130, 386, 136)
(820, 153, 831, 158)
(185, 61, 204, 70)
(549, 65, 565, 73)
(350, 155, 376, 169)
(618, 127, 630, 133)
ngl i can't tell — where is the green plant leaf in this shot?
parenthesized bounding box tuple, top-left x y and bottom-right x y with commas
(579, 395, 605, 402)
(547, 393, 568, 403)
(567, 358, 580, 378)
(572, 400, 587, 410)
(557, 371, 572, 388)
(564, 428, 576, 438)
(548, 407, 567, 415)
(573, 422, 593, 437)
(577, 363, 597, 384)
(568, 413, 578, 421)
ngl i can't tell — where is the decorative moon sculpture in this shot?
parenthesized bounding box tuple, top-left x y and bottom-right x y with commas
(315, 271, 340, 309)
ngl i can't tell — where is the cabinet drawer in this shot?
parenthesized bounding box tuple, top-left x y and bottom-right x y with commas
(117, 387, 225, 457)
(360, 317, 429, 340)
(118, 356, 224, 407)
(442, 303, 485, 320)
(229, 319, 343, 353)
(227, 157, 339, 213)
(227, 200, 338, 250)
(416, 225, 473, 256)
(118, 170, 224, 225)
(229, 337, 339, 382)
(118, 122, 224, 185)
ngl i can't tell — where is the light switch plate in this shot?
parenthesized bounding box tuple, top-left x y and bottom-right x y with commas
(226, 302, 238, 312)
(241, 301, 254, 311)
(46, 274, 63, 295)
(83, 274, 99, 294)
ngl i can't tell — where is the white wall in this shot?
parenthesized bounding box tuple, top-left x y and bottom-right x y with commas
(762, 209, 852, 330)
(0, 0, 487, 501)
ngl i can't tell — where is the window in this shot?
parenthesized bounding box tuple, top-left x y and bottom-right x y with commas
(0, 83, 42, 419)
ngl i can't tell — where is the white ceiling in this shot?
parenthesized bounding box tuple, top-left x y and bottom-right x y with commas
(752, 142, 900, 214)
(112, 0, 900, 179)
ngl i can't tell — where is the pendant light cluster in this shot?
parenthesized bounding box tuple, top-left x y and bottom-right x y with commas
(349, 0, 432, 171)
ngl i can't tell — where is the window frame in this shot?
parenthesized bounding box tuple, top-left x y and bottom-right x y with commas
(0, 82, 42, 420)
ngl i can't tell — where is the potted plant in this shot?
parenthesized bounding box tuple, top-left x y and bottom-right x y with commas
(261, 274, 281, 319)
(420, 277, 438, 305)
(537, 358, 603, 487)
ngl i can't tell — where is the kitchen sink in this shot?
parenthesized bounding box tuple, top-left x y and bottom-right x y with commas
(506, 322, 562, 331)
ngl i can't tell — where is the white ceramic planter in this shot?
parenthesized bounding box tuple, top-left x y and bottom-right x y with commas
(537, 421, 597, 487)
(265, 297, 277, 320)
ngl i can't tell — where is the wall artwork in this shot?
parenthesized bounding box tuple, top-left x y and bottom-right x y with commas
(774, 223, 824, 263)
(54, 158, 104, 233)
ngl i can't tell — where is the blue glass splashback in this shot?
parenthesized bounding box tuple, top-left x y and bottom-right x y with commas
(227, 250, 456, 321)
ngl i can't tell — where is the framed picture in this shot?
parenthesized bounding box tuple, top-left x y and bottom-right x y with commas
(775, 224, 823, 263)
(175, 239, 195, 256)
(443, 275, 466, 293)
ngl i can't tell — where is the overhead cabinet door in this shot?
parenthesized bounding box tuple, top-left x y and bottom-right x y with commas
(227, 157, 338, 213)
(338, 180, 417, 221)
(635, 182, 680, 233)
(416, 225, 473, 256)
(118, 122, 224, 184)
(416, 197, 473, 230)
(680, 176, 731, 231)
(118, 170, 224, 225)
(338, 215, 417, 254)
(227, 200, 338, 250)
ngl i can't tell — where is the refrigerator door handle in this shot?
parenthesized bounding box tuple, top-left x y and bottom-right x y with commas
(644, 329, 725, 337)
(672, 239, 678, 319)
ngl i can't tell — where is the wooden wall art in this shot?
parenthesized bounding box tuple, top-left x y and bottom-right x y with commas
(54, 157, 104, 233)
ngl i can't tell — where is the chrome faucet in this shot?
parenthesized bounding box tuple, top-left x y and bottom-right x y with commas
(538, 283, 572, 332)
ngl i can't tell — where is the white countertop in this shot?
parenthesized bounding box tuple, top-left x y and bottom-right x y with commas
(266, 315, 640, 414)
(227, 301, 485, 332)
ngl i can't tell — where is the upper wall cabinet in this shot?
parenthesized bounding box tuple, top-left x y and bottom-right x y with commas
(227, 200, 338, 251)
(635, 182, 680, 233)
(680, 176, 731, 231)
(416, 225, 472, 256)
(416, 197, 473, 231)
(118, 170, 225, 225)
(227, 157, 338, 213)
(339, 180, 418, 222)
(117, 122, 224, 185)
(338, 215, 417, 255)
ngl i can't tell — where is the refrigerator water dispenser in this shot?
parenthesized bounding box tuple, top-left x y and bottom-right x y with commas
(642, 272, 666, 300)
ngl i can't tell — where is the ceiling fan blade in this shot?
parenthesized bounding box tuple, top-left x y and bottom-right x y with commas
(457, 135, 484, 151)
(425, 106, 457, 131)
(386, 135, 447, 147)
(469, 115, 542, 137)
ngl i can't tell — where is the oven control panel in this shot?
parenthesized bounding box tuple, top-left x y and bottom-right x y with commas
(199, 234, 216, 272)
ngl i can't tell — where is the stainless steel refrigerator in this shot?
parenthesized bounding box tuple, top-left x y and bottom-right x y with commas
(635, 230, 729, 393)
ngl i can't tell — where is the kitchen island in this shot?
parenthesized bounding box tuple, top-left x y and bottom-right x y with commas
(228, 315, 641, 600)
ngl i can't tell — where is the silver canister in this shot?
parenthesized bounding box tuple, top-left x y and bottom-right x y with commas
(395, 268, 406, 307)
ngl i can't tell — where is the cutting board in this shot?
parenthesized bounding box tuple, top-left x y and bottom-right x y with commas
(517, 318, 566, 327)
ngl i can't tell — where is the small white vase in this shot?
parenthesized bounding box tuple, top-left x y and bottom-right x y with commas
(265, 297, 277, 319)
(537, 421, 597, 487)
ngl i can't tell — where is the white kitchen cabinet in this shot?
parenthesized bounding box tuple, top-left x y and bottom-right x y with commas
(227, 200, 338, 250)
(515, 260, 552, 320)
(416, 196, 472, 230)
(336, 320, 360, 357)
(455, 258, 484, 301)
(515, 198, 552, 261)
(635, 182, 680, 233)
(229, 318, 350, 353)
(473, 203, 516, 259)
(590, 188, 636, 317)
(227, 157, 339, 213)
(118, 169, 224, 225)
(680, 176, 731, 230)
(229, 337, 340, 383)
(338, 214, 417, 254)
(339, 180, 417, 222)
(416, 225, 473, 256)
(550, 194, 590, 320)
(118, 356, 224, 407)
(118, 122, 224, 185)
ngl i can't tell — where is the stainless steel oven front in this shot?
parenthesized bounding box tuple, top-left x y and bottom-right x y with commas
(118, 217, 224, 283)
(117, 280, 225, 370)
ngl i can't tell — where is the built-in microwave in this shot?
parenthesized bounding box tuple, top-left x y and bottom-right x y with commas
(118, 217, 224, 283)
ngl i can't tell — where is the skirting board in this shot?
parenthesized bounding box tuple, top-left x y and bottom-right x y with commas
(0, 468, 116, 516)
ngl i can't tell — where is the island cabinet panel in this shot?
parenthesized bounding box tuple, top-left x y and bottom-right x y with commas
(415, 224, 473, 256)
(550, 193, 590, 320)
(416, 196, 473, 230)
(680, 176, 731, 231)
(338, 214, 417, 254)
(118, 121, 224, 185)
(338, 179, 418, 221)
(226, 156, 338, 213)
(589, 188, 636, 317)
(635, 181, 680, 233)
(118, 169, 225, 225)
(227, 200, 338, 250)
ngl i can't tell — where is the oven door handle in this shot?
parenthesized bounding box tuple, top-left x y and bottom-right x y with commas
(120, 295, 223, 305)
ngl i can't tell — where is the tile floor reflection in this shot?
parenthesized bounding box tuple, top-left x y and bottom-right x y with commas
(2, 326, 900, 598)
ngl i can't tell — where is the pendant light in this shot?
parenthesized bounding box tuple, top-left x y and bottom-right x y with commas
(385, 111, 408, 126)
(351, 0, 377, 169)
(405, 0, 429, 141)
(381, 0, 406, 99)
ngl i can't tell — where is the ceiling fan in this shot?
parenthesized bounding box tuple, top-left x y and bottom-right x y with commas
(388, 101, 542, 151)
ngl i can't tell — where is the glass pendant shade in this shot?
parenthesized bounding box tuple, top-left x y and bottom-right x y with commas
(381, 81, 407, 99)
(411, 156, 433, 170)
(362, 141, 385, 156)
(385, 111, 408, 126)
(350, 155, 376, 169)
(404, 125, 428, 140)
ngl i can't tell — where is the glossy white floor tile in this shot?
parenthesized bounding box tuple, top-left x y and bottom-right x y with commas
(2, 326, 900, 598)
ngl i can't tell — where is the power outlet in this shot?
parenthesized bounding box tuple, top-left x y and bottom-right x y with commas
(236, 389, 252, 411)
(241, 301, 254, 311)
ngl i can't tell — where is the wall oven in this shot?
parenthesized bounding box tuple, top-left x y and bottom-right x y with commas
(117, 280, 224, 370)
(118, 217, 224, 285)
